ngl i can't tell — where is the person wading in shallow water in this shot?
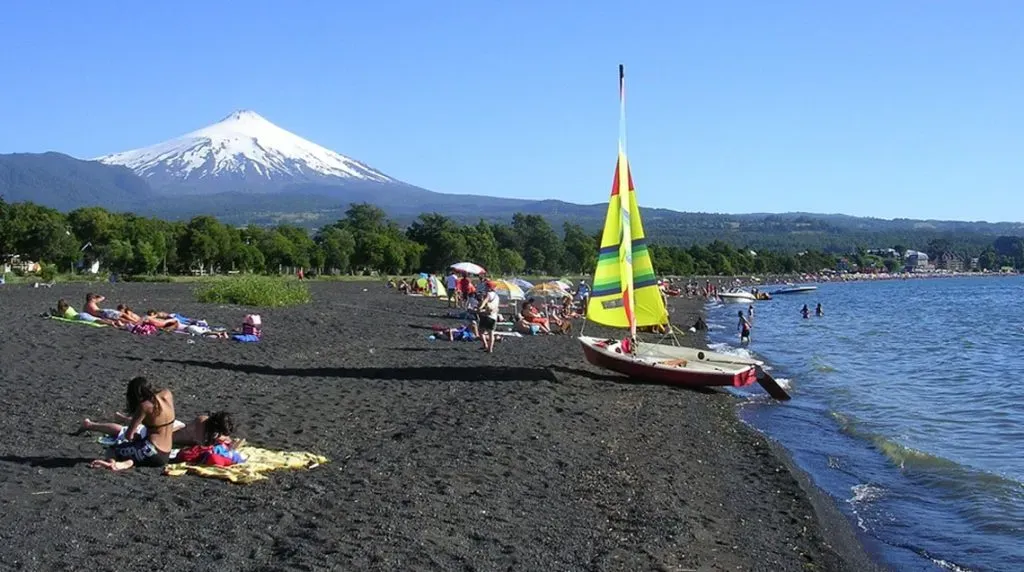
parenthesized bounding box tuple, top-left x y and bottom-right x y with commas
(90, 377, 176, 471)
(738, 310, 752, 344)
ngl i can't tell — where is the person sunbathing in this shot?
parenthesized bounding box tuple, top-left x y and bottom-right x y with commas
(115, 305, 143, 324)
(433, 322, 479, 341)
(520, 299, 555, 334)
(77, 410, 235, 448)
(89, 376, 176, 471)
(142, 310, 179, 331)
(84, 293, 124, 322)
(53, 298, 120, 326)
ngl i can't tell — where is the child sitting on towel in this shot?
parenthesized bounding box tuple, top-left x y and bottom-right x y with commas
(173, 411, 244, 466)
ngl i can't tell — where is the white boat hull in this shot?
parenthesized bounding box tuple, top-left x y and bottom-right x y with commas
(718, 292, 756, 303)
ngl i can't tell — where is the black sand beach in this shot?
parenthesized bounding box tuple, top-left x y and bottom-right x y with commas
(0, 281, 879, 571)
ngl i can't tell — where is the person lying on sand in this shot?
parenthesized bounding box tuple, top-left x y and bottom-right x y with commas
(89, 376, 176, 471)
(84, 293, 124, 322)
(143, 310, 179, 331)
(432, 322, 480, 341)
(77, 410, 235, 448)
(51, 298, 121, 326)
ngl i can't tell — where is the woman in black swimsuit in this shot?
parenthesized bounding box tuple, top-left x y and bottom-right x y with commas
(90, 377, 177, 471)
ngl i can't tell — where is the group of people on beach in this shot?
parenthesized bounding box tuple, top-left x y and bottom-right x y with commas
(392, 274, 590, 353)
(49, 292, 262, 340)
(74, 376, 238, 472)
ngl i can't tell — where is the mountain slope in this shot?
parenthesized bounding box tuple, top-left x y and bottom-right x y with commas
(96, 110, 395, 194)
(0, 152, 155, 209)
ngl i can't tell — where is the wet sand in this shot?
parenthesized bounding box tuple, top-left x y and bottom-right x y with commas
(0, 281, 880, 571)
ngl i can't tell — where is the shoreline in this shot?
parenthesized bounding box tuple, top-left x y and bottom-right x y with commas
(0, 282, 880, 570)
(680, 297, 884, 571)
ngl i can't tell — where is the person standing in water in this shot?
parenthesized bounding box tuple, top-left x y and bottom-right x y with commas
(801, 304, 810, 319)
(747, 304, 754, 319)
(738, 310, 751, 344)
(815, 303, 824, 317)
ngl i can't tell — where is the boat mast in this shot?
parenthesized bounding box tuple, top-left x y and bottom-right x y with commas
(618, 64, 637, 344)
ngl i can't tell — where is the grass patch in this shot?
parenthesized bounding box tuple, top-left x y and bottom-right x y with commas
(195, 276, 311, 307)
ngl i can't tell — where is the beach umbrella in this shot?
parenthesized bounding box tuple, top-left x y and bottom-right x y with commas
(510, 277, 534, 290)
(555, 279, 573, 291)
(488, 279, 525, 301)
(527, 282, 569, 299)
(450, 262, 486, 275)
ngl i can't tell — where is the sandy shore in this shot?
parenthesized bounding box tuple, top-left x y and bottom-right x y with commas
(0, 281, 880, 571)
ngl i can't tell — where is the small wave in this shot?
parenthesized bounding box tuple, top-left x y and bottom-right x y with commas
(774, 377, 792, 389)
(831, 412, 1024, 491)
(811, 358, 837, 373)
(707, 342, 755, 360)
(849, 483, 885, 504)
(931, 558, 973, 572)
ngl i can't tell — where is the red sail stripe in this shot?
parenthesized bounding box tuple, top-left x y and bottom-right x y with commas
(610, 157, 622, 196)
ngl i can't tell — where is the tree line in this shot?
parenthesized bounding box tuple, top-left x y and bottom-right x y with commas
(1, 197, 1020, 278)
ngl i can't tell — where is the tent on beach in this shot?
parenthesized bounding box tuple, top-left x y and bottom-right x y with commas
(414, 275, 447, 297)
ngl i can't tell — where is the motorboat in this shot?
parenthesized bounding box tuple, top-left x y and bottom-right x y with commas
(769, 285, 818, 295)
(718, 290, 757, 303)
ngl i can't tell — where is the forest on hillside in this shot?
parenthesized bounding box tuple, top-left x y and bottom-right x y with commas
(2, 198, 1022, 280)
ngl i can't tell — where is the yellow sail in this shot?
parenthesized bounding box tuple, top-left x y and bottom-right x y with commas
(586, 151, 669, 330)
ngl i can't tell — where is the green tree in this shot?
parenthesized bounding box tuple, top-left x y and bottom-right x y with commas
(511, 213, 563, 274)
(464, 221, 500, 274)
(497, 247, 526, 275)
(314, 226, 356, 273)
(562, 222, 597, 274)
(406, 213, 467, 272)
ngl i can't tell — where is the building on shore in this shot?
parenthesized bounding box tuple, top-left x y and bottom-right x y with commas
(904, 250, 932, 272)
(935, 252, 964, 272)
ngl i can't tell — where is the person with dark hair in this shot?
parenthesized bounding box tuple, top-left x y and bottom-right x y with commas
(738, 310, 752, 344)
(76, 410, 235, 447)
(175, 411, 236, 446)
(89, 377, 176, 471)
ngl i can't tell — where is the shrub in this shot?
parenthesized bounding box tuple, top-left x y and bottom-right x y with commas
(124, 274, 173, 283)
(195, 276, 311, 307)
(39, 264, 57, 282)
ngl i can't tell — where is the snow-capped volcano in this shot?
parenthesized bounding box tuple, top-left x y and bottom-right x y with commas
(96, 110, 395, 193)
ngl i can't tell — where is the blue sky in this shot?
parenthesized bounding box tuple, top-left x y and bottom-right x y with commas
(1, 1, 1021, 222)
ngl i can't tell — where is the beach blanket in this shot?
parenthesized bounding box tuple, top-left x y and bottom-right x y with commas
(47, 316, 107, 328)
(163, 443, 328, 484)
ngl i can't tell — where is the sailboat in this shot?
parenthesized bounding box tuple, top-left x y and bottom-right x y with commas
(577, 65, 790, 400)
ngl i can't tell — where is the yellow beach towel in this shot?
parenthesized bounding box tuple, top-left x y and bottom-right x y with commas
(163, 442, 328, 484)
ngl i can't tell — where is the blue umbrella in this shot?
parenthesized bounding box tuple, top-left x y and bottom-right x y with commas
(511, 278, 534, 290)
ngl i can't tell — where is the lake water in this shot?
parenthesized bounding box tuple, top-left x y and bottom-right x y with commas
(704, 276, 1024, 572)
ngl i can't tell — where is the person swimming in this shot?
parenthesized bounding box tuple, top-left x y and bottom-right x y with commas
(801, 304, 810, 319)
(89, 376, 176, 471)
(815, 303, 824, 317)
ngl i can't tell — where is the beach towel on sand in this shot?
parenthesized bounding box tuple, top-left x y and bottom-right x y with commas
(47, 316, 107, 328)
(164, 442, 328, 484)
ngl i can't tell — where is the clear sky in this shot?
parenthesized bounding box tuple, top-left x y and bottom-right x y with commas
(1, 1, 1021, 222)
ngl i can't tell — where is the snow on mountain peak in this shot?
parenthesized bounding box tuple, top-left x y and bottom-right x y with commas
(95, 110, 395, 188)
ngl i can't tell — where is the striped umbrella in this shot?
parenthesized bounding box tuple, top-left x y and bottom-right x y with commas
(510, 277, 534, 290)
(527, 282, 569, 299)
(488, 279, 525, 301)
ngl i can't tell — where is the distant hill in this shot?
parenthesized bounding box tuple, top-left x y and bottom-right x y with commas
(0, 152, 155, 210)
(2, 106, 1022, 257)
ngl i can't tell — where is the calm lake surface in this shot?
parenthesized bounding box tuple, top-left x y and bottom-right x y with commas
(705, 276, 1024, 572)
